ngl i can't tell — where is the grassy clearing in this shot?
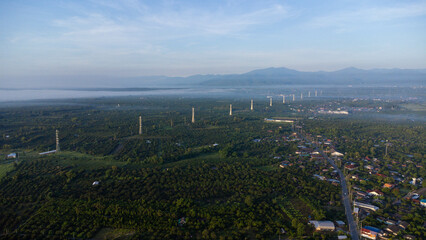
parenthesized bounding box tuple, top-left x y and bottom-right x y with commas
(125, 135, 171, 140)
(93, 228, 135, 240)
(0, 162, 15, 180)
(400, 103, 426, 112)
(256, 164, 279, 171)
(277, 197, 305, 221)
(163, 152, 262, 168)
(193, 125, 224, 130)
(163, 152, 223, 168)
(53, 151, 127, 169)
(291, 198, 313, 218)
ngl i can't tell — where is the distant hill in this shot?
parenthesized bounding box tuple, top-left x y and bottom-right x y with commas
(3, 67, 425, 89)
(114, 67, 425, 87)
(198, 67, 426, 86)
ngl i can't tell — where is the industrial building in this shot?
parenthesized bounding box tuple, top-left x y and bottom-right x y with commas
(264, 118, 294, 123)
(354, 201, 379, 211)
(308, 221, 335, 231)
(39, 150, 57, 155)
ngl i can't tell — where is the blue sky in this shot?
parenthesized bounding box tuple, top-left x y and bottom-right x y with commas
(1, 0, 426, 87)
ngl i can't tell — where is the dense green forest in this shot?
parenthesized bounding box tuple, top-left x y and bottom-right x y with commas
(0, 96, 424, 239)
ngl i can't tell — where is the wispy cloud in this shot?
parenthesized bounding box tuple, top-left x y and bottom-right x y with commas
(2, 0, 424, 79)
(15, 1, 290, 76)
(142, 4, 287, 35)
(53, 14, 140, 40)
(310, 2, 426, 29)
(53, 1, 289, 42)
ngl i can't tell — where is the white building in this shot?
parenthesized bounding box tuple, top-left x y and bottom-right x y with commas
(354, 201, 379, 211)
(309, 221, 335, 231)
(331, 151, 344, 157)
(39, 150, 57, 155)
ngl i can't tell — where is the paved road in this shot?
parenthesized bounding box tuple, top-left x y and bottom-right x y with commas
(300, 133, 359, 240)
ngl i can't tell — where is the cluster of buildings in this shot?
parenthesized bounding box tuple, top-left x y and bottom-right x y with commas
(276, 134, 343, 187)
(361, 221, 412, 240)
(285, 99, 385, 117)
(299, 129, 424, 240)
(346, 161, 424, 239)
(262, 127, 424, 239)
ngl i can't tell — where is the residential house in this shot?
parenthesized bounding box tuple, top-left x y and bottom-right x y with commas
(331, 151, 344, 157)
(345, 164, 357, 171)
(368, 190, 384, 197)
(365, 165, 374, 170)
(385, 219, 397, 225)
(313, 174, 326, 181)
(376, 173, 387, 178)
(403, 234, 416, 240)
(335, 221, 345, 227)
(361, 226, 381, 240)
(398, 221, 409, 230)
(383, 183, 395, 189)
(355, 191, 368, 198)
(385, 225, 401, 236)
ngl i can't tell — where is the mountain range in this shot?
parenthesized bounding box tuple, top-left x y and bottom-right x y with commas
(127, 67, 425, 87)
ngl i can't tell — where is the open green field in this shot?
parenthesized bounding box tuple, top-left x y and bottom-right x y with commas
(400, 103, 426, 112)
(93, 228, 135, 240)
(0, 162, 15, 180)
(47, 151, 128, 169)
(163, 152, 223, 168)
(256, 164, 279, 171)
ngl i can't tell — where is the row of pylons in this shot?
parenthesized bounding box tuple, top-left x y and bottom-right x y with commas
(54, 90, 322, 148)
(137, 90, 322, 126)
(267, 90, 321, 106)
